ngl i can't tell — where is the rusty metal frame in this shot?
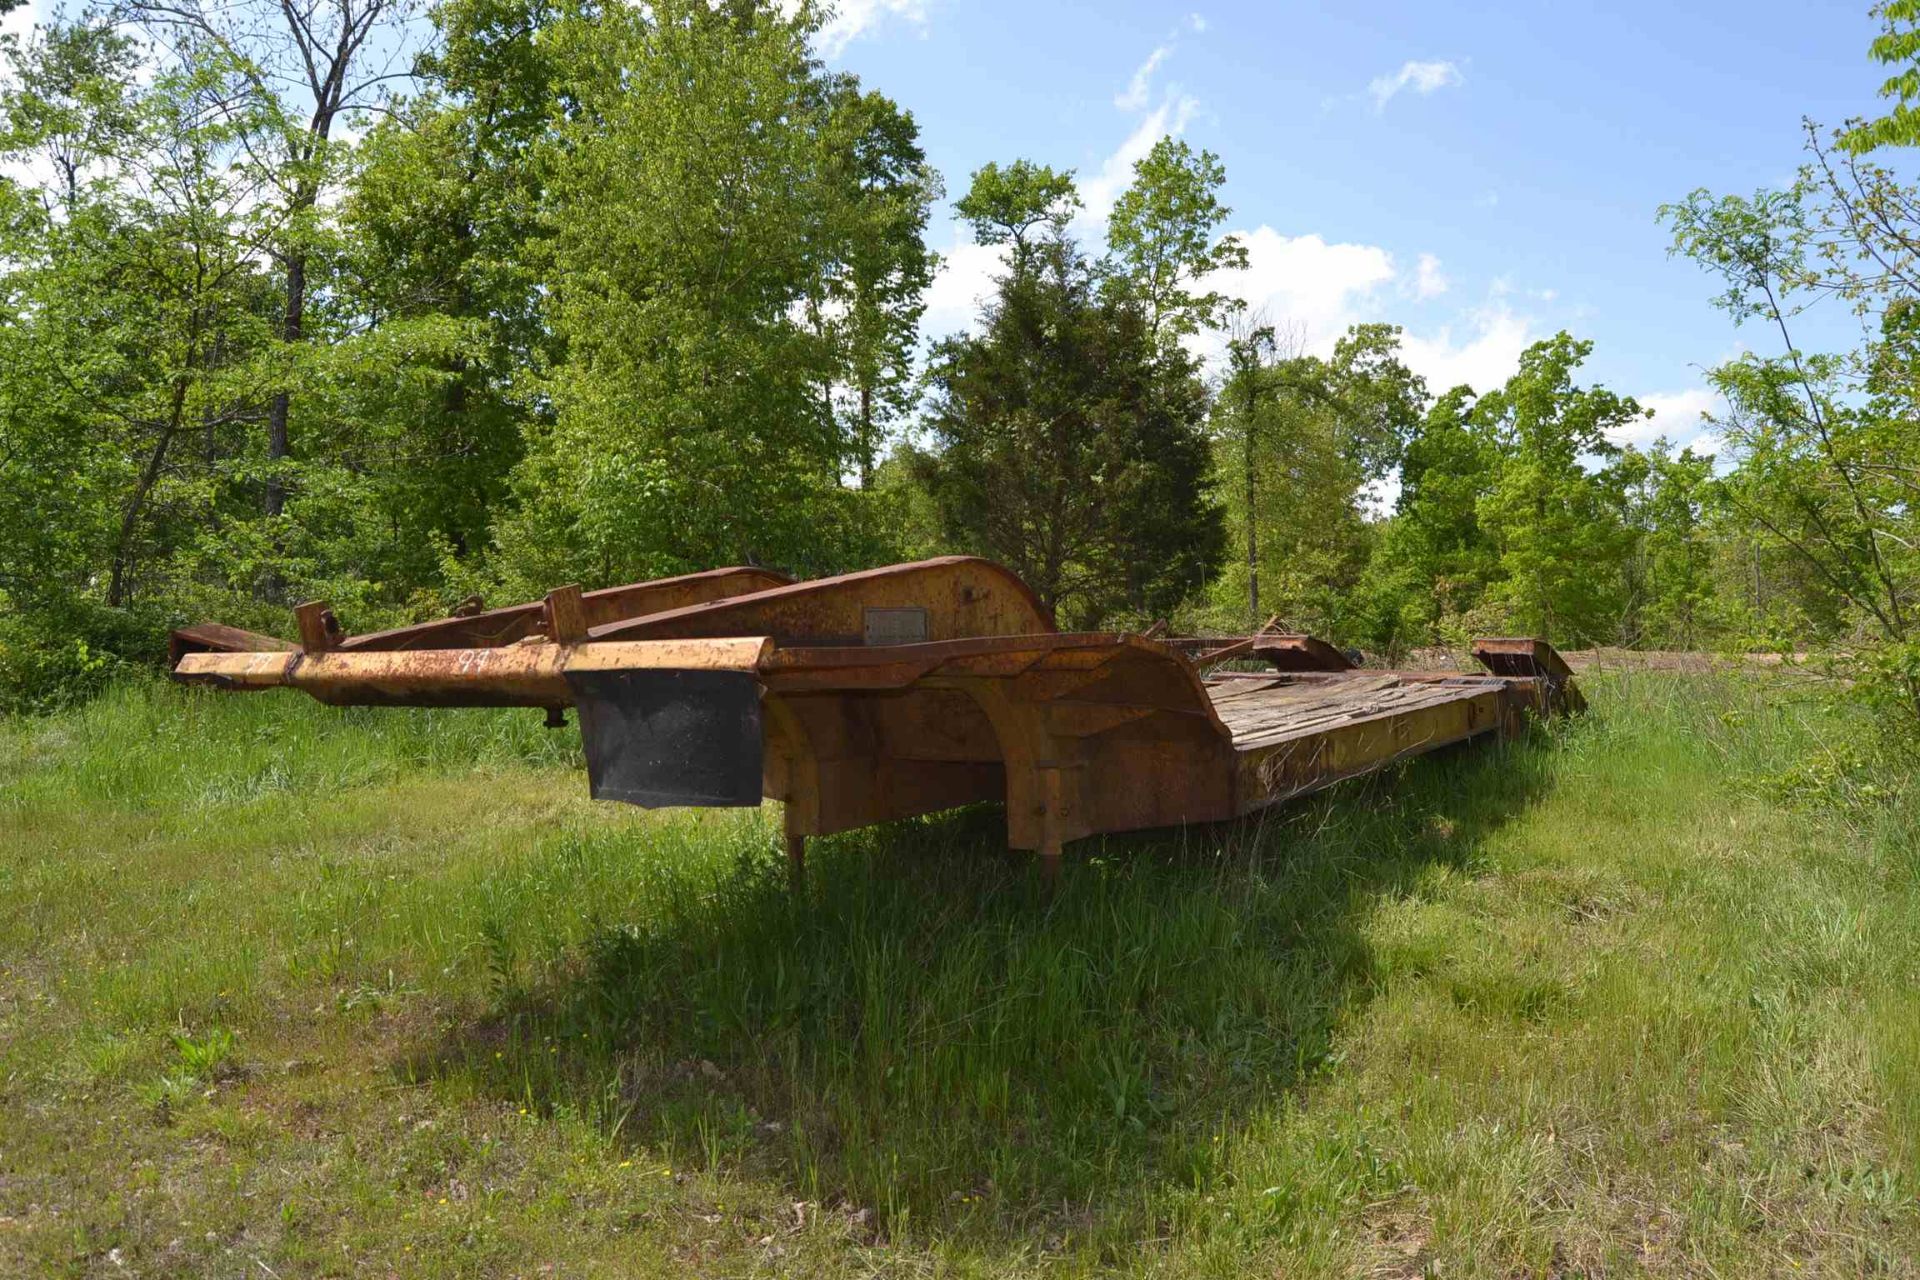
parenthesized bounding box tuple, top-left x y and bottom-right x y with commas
(172, 565, 795, 664)
(172, 557, 1581, 876)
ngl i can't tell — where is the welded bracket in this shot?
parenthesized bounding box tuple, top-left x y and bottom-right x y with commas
(1471, 637, 1586, 714)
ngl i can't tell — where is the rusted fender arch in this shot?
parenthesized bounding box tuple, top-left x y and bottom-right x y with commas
(755, 634, 1235, 873)
(592, 556, 1056, 646)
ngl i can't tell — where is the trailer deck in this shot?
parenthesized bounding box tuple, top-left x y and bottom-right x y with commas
(172, 557, 1580, 875)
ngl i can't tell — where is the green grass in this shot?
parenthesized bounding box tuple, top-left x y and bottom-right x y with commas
(2, 673, 1917, 1276)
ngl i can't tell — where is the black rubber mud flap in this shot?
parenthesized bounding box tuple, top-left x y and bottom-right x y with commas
(565, 669, 764, 808)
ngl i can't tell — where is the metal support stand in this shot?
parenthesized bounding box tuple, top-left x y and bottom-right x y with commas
(786, 833, 807, 889)
(1038, 841, 1062, 888)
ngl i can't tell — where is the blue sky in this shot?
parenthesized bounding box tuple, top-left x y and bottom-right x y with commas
(1, 0, 1886, 451)
(823, 0, 1891, 451)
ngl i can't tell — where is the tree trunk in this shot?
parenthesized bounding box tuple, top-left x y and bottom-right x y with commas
(109, 378, 189, 607)
(202, 331, 225, 465)
(264, 251, 306, 517)
(858, 382, 874, 489)
(1244, 381, 1260, 630)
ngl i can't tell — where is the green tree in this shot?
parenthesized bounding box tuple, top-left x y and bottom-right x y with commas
(1210, 323, 1426, 638)
(335, 102, 538, 584)
(1473, 334, 1643, 643)
(493, 0, 930, 589)
(1841, 0, 1920, 152)
(916, 228, 1222, 626)
(1353, 335, 1651, 651)
(812, 81, 940, 488)
(328, 0, 560, 590)
(0, 21, 279, 611)
(953, 158, 1079, 275)
(1364, 385, 1500, 648)
(1620, 439, 1716, 648)
(0, 19, 289, 702)
(0, 17, 138, 206)
(1105, 135, 1247, 343)
(125, 0, 420, 521)
(1218, 319, 1277, 627)
(1659, 15, 1920, 720)
(1664, 174, 1920, 713)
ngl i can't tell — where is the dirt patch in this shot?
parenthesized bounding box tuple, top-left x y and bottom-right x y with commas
(1390, 646, 1821, 675)
(1560, 648, 1817, 674)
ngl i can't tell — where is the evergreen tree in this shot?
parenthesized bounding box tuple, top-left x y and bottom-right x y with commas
(915, 233, 1222, 626)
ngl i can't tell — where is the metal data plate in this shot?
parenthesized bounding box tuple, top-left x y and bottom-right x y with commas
(565, 669, 764, 808)
(863, 606, 929, 646)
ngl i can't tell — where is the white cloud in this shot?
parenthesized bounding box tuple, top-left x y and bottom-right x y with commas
(1187, 226, 1395, 368)
(1368, 59, 1463, 112)
(1186, 12, 1208, 33)
(1194, 230, 1533, 393)
(1079, 91, 1200, 224)
(1115, 44, 1172, 111)
(816, 0, 929, 57)
(921, 230, 1009, 341)
(1414, 252, 1448, 300)
(1399, 302, 1537, 395)
(1628, 387, 1724, 454)
(3, 0, 38, 44)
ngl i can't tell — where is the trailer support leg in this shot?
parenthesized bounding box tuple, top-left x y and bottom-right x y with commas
(786, 833, 807, 888)
(1038, 839, 1062, 887)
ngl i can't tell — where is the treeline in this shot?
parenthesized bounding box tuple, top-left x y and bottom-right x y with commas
(0, 0, 1915, 727)
(0, 0, 946, 706)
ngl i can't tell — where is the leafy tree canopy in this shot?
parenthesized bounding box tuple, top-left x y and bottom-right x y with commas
(953, 158, 1079, 266)
(1105, 136, 1248, 342)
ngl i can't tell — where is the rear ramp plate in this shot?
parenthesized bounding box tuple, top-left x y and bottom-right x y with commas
(565, 669, 764, 808)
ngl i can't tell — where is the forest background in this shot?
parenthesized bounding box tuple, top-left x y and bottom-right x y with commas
(3, 0, 1919, 731)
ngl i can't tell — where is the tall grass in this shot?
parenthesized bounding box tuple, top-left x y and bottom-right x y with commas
(0, 674, 577, 817)
(2, 672, 1917, 1276)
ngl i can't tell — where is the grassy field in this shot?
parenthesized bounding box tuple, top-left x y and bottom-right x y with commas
(2, 672, 1917, 1277)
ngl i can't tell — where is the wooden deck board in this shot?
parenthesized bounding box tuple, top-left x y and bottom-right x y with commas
(1208, 674, 1505, 751)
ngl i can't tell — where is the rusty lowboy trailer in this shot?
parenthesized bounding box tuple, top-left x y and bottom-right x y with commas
(171, 557, 1580, 876)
